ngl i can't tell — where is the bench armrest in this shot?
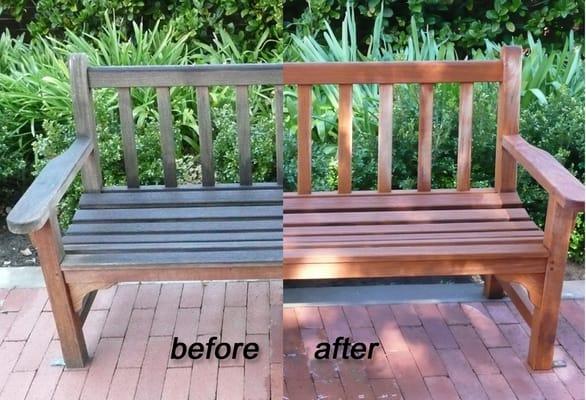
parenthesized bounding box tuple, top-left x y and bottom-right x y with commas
(7, 137, 94, 234)
(502, 135, 585, 211)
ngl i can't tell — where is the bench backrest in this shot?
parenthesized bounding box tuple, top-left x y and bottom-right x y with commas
(69, 54, 284, 191)
(283, 46, 522, 195)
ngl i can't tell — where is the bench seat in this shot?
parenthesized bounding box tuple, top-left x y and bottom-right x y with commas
(61, 185, 282, 280)
(283, 190, 548, 279)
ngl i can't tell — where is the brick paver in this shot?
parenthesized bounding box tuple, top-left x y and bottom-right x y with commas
(285, 298, 585, 400)
(0, 281, 280, 400)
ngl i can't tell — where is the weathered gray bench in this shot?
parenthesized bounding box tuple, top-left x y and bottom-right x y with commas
(7, 54, 284, 367)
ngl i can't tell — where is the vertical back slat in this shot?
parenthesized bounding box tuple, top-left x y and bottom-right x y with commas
(155, 87, 177, 187)
(418, 84, 433, 192)
(69, 54, 102, 192)
(274, 85, 284, 186)
(338, 84, 353, 194)
(196, 86, 215, 186)
(457, 83, 474, 191)
(495, 46, 522, 192)
(236, 85, 252, 186)
(297, 85, 312, 194)
(117, 87, 139, 188)
(377, 84, 393, 192)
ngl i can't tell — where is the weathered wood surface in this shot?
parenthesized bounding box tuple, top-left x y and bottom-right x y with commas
(88, 64, 283, 88)
(236, 85, 252, 185)
(70, 53, 102, 192)
(196, 86, 215, 186)
(63, 185, 283, 269)
(7, 138, 92, 234)
(117, 87, 140, 187)
(155, 87, 177, 187)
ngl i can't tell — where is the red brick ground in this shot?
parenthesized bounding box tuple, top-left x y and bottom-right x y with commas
(0, 280, 282, 400)
(284, 300, 585, 400)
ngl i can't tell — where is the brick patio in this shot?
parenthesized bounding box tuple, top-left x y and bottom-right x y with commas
(0, 280, 283, 400)
(284, 299, 585, 400)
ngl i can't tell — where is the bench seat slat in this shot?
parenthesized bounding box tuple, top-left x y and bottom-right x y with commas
(285, 192, 522, 212)
(74, 205, 282, 222)
(63, 231, 281, 244)
(63, 249, 282, 268)
(285, 243, 547, 263)
(80, 187, 282, 208)
(67, 219, 281, 234)
(63, 185, 282, 269)
(285, 220, 540, 237)
(284, 208, 530, 227)
(64, 240, 282, 253)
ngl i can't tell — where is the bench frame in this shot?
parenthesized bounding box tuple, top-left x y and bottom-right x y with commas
(282, 46, 584, 370)
(7, 54, 284, 367)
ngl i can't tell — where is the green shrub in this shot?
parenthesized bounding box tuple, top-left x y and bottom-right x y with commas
(285, 0, 583, 52)
(0, 0, 282, 58)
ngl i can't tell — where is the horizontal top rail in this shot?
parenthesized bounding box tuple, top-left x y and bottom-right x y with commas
(283, 60, 503, 84)
(88, 64, 283, 88)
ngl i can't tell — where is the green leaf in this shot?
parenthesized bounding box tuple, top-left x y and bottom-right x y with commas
(506, 22, 515, 32)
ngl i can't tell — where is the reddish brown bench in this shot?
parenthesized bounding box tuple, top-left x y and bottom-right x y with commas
(282, 46, 584, 370)
(7, 54, 284, 367)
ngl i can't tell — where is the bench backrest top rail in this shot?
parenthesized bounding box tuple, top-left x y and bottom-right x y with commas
(88, 64, 282, 88)
(283, 60, 503, 85)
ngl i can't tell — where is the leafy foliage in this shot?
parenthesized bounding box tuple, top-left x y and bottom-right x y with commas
(285, 0, 584, 52)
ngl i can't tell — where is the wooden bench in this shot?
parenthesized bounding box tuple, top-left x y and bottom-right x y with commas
(7, 54, 284, 367)
(282, 46, 584, 370)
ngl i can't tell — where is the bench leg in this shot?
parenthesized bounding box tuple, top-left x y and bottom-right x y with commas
(30, 214, 89, 368)
(527, 199, 576, 370)
(483, 275, 504, 299)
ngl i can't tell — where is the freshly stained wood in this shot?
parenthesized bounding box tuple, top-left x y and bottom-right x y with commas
(285, 191, 523, 212)
(284, 243, 548, 263)
(377, 84, 393, 192)
(503, 135, 585, 210)
(236, 85, 252, 185)
(285, 220, 540, 237)
(283, 61, 503, 84)
(284, 258, 546, 279)
(457, 83, 473, 191)
(284, 208, 530, 227)
(7, 138, 92, 234)
(337, 84, 353, 193)
(418, 84, 433, 192)
(69, 53, 102, 191)
(88, 64, 283, 88)
(275, 85, 284, 185)
(297, 85, 312, 194)
(495, 46, 522, 192)
(117, 87, 140, 188)
(156, 87, 177, 187)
